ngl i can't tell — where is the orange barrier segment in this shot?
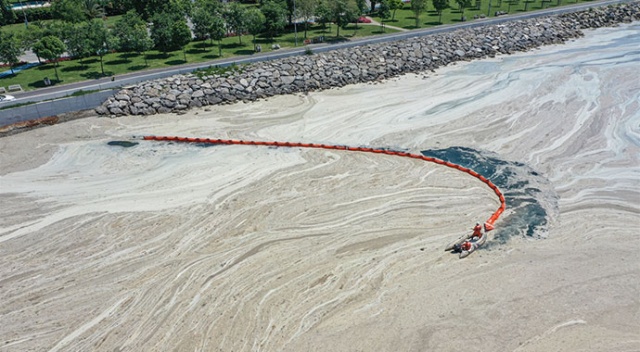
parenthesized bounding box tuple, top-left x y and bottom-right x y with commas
(142, 136, 506, 231)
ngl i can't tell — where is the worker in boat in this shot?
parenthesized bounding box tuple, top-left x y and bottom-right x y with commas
(472, 222, 483, 240)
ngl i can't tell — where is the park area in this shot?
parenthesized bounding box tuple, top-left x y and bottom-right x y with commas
(1, 0, 596, 92)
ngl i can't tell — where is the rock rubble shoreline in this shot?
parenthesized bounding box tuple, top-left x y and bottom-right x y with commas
(96, 3, 639, 117)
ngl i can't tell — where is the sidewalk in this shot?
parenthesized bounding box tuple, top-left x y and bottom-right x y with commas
(19, 50, 40, 63)
(362, 16, 410, 32)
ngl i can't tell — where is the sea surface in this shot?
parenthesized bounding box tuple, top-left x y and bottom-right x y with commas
(0, 22, 638, 352)
(422, 22, 639, 243)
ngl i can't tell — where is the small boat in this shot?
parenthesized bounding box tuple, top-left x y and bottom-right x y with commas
(445, 228, 487, 258)
(458, 232, 486, 258)
(444, 233, 472, 252)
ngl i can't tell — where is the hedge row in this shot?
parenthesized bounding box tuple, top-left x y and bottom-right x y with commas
(5, 6, 53, 25)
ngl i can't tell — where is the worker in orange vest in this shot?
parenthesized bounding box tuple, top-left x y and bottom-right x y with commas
(472, 222, 483, 239)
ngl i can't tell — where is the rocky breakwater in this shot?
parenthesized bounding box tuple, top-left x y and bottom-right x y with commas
(96, 3, 639, 117)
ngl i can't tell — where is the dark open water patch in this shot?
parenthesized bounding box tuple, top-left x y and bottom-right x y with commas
(422, 147, 558, 244)
(108, 141, 139, 148)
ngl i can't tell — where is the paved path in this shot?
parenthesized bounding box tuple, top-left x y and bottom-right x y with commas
(18, 50, 40, 63)
(362, 16, 410, 32)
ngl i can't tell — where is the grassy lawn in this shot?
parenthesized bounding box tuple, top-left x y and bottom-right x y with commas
(374, 0, 596, 29)
(1, 20, 30, 35)
(0, 14, 123, 36)
(0, 23, 397, 91)
(0, 0, 602, 91)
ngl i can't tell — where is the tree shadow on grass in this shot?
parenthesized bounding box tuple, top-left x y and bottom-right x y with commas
(202, 54, 222, 59)
(35, 65, 49, 72)
(425, 21, 442, 26)
(119, 52, 140, 59)
(146, 53, 171, 60)
(192, 42, 209, 50)
(61, 65, 87, 72)
(80, 71, 112, 79)
(127, 64, 148, 71)
(232, 49, 254, 55)
(27, 80, 49, 89)
(186, 48, 208, 55)
(224, 42, 249, 49)
(165, 59, 186, 65)
(325, 36, 350, 44)
(104, 58, 132, 65)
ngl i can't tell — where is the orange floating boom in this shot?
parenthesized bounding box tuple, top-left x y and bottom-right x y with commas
(141, 136, 506, 231)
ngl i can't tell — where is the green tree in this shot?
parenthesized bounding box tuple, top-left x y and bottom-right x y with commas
(129, 0, 162, 19)
(354, 0, 367, 29)
(245, 8, 265, 50)
(20, 21, 69, 63)
(51, 0, 86, 23)
(330, 0, 357, 37)
(85, 18, 111, 75)
(0, 32, 24, 75)
(37, 20, 71, 39)
(224, 2, 246, 45)
(112, 10, 153, 65)
(191, 7, 215, 49)
(378, 0, 391, 32)
(356, 0, 367, 15)
(285, 0, 295, 25)
(65, 22, 93, 61)
(432, 0, 449, 24)
(51, 0, 104, 22)
(297, 0, 316, 38)
(455, 0, 471, 21)
(370, 0, 379, 12)
(191, 0, 224, 50)
(210, 15, 226, 57)
(130, 0, 191, 20)
(523, 0, 534, 11)
(19, 24, 44, 62)
(81, 0, 106, 19)
(102, 0, 132, 15)
(315, 0, 332, 31)
(193, 0, 221, 14)
(261, 0, 287, 41)
(0, 0, 17, 26)
(150, 11, 192, 59)
(411, 0, 428, 27)
(389, 0, 403, 21)
(32, 35, 66, 82)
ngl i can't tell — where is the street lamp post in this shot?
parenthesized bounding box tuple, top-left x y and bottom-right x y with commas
(293, 0, 298, 46)
(20, 2, 28, 28)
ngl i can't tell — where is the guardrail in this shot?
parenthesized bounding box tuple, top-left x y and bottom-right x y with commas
(0, 90, 117, 124)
